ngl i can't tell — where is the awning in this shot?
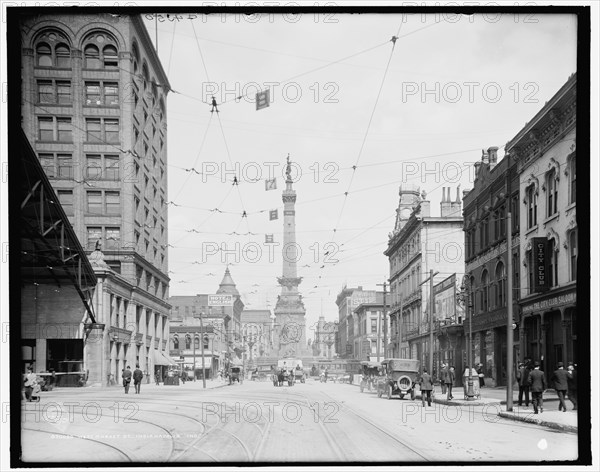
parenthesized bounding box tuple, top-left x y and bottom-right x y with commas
(153, 350, 177, 366)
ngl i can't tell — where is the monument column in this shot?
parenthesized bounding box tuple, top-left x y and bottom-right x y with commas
(274, 155, 307, 357)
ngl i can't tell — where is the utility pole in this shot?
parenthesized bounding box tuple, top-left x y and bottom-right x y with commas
(506, 152, 514, 411)
(376, 280, 389, 361)
(506, 212, 514, 411)
(420, 270, 439, 374)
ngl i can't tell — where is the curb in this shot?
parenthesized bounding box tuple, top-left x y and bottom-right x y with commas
(497, 411, 578, 433)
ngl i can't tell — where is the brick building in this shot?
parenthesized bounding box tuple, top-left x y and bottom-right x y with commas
(462, 147, 520, 386)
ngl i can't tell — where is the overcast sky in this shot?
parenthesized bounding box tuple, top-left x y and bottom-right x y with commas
(140, 11, 578, 334)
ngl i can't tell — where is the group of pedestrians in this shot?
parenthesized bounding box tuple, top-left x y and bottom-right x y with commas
(516, 359, 578, 414)
(121, 365, 144, 394)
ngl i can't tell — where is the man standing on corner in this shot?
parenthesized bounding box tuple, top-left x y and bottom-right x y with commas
(419, 368, 434, 407)
(551, 362, 569, 412)
(528, 361, 546, 414)
(133, 364, 144, 394)
(445, 366, 455, 400)
(123, 365, 133, 394)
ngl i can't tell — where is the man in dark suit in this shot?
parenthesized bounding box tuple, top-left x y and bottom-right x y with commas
(528, 361, 546, 414)
(445, 366, 456, 400)
(567, 362, 577, 410)
(516, 362, 531, 407)
(133, 364, 144, 394)
(551, 362, 569, 412)
(123, 366, 132, 394)
(419, 369, 434, 407)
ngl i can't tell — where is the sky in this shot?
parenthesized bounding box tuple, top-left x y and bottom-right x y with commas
(141, 10, 579, 336)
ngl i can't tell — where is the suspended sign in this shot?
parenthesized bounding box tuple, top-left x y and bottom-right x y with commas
(532, 238, 549, 293)
(256, 89, 270, 110)
(269, 209, 278, 220)
(265, 234, 274, 243)
(265, 178, 277, 190)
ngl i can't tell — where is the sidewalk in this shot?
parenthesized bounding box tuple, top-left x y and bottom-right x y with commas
(349, 381, 577, 433)
(418, 386, 578, 433)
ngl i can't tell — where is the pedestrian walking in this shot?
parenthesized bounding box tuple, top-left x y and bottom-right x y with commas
(419, 369, 434, 407)
(133, 364, 144, 394)
(446, 366, 456, 400)
(516, 362, 531, 407)
(154, 371, 160, 385)
(528, 361, 546, 414)
(567, 362, 577, 410)
(440, 363, 448, 395)
(551, 362, 569, 412)
(123, 365, 132, 394)
(477, 363, 485, 388)
(23, 367, 36, 402)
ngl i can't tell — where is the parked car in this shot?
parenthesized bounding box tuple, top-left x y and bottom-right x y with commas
(377, 358, 420, 400)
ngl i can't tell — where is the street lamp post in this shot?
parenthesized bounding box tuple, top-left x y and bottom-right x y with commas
(457, 275, 476, 400)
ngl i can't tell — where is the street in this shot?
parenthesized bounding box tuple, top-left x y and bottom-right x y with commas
(20, 378, 578, 463)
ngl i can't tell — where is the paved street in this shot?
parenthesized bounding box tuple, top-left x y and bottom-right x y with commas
(20, 378, 578, 463)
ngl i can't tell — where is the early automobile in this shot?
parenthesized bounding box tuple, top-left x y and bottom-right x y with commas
(359, 361, 382, 393)
(228, 366, 243, 385)
(377, 358, 420, 400)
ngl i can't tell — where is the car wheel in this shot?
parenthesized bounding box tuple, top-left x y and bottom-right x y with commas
(387, 385, 392, 400)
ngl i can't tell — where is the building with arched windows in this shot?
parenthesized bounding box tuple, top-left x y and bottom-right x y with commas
(507, 73, 577, 372)
(385, 186, 465, 380)
(463, 147, 520, 387)
(18, 13, 172, 386)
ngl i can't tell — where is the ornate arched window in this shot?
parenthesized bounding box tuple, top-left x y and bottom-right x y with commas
(84, 44, 100, 69)
(480, 270, 489, 313)
(34, 30, 71, 68)
(569, 229, 577, 281)
(83, 31, 119, 69)
(185, 335, 191, 350)
(172, 335, 179, 350)
(495, 261, 505, 308)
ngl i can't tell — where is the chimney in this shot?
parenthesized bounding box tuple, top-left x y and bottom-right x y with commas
(441, 187, 453, 217)
(473, 161, 482, 181)
(481, 149, 489, 164)
(448, 185, 462, 216)
(488, 146, 499, 171)
(420, 196, 430, 217)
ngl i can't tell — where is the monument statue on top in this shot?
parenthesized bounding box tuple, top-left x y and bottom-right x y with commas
(274, 154, 308, 357)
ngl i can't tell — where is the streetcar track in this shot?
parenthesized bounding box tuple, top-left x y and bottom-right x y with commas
(315, 389, 431, 461)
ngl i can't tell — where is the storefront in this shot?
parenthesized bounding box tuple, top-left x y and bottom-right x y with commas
(519, 284, 577, 371)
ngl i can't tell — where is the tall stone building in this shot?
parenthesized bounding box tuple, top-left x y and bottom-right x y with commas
(335, 286, 382, 359)
(385, 186, 465, 378)
(19, 13, 172, 386)
(273, 156, 308, 357)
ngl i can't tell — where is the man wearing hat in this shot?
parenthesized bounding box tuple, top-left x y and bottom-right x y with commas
(551, 361, 569, 412)
(528, 361, 546, 414)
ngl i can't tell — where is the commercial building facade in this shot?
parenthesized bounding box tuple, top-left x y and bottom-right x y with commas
(169, 267, 245, 374)
(385, 186, 464, 379)
(19, 13, 172, 386)
(507, 73, 577, 371)
(462, 147, 520, 387)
